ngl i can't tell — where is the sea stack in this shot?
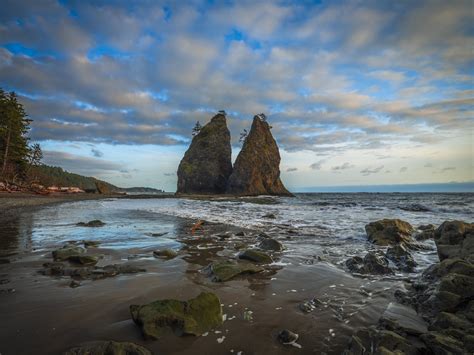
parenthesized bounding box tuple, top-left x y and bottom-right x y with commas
(227, 114, 291, 196)
(177, 113, 232, 194)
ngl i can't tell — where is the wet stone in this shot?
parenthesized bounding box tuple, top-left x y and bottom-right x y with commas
(238, 249, 273, 263)
(258, 238, 283, 251)
(380, 302, 428, 335)
(278, 329, 299, 344)
(67, 255, 99, 266)
(52, 246, 86, 261)
(63, 340, 152, 355)
(204, 260, 263, 282)
(76, 220, 106, 227)
(153, 249, 178, 259)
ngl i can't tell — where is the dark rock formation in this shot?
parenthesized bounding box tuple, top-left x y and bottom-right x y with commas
(365, 219, 414, 246)
(130, 292, 223, 339)
(434, 220, 474, 262)
(227, 115, 291, 196)
(386, 244, 417, 272)
(177, 113, 232, 194)
(345, 252, 393, 275)
(238, 249, 273, 263)
(204, 260, 263, 282)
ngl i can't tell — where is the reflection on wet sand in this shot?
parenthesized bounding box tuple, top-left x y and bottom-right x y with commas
(0, 211, 33, 259)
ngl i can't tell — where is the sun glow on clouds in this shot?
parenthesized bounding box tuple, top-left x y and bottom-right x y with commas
(0, 0, 472, 191)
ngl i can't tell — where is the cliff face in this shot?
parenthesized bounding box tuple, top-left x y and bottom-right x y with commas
(177, 114, 232, 194)
(227, 116, 291, 196)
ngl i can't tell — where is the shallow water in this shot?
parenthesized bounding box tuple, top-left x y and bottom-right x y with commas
(0, 193, 472, 354)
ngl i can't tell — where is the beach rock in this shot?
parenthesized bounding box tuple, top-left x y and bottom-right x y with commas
(346, 252, 393, 275)
(420, 332, 465, 354)
(130, 292, 222, 339)
(235, 231, 245, 237)
(365, 219, 414, 246)
(177, 113, 232, 194)
(69, 280, 81, 288)
(434, 220, 474, 262)
(238, 249, 273, 263)
(399, 204, 431, 212)
(258, 238, 283, 251)
(262, 213, 276, 219)
(76, 220, 105, 227)
(83, 240, 101, 248)
(67, 255, 99, 266)
(153, 249, 177, 259)
(386, 244, 417, 272)
(380, 302, 428, 335)
(227, 114, 292, 196)
(278, 329, 299, 344)
(52, 246, 85, 261)
(63, 340, 152, 355)
(204, 260, 263, 282)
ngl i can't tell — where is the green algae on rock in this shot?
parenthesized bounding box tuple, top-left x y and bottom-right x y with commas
(365, 219, 414, 246)
(205, 260, 264, 282)
(63, 340, 152, 355)
(52, 246, 85, 261)
(67, 254, 99, 266)
(130, 292, 223, 339)
(238, 249, 273, 263)
(153, 248, 178, 259)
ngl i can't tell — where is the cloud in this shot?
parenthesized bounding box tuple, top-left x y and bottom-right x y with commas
(310, 160, 325, 170)
(424, 163, 433, 168)
(441, 166, 456, 172)
(286, 167, 298, 172)
(91, 148, 103, 157)
(163, 172, 175, 176)
(42, 150, 123, 177)
(400, 166, 408, 173)
(360, 165, 384, 176)
(331, 162, 355, 171)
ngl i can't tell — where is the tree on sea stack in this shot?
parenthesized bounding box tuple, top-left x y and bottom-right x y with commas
(192, 121, 202, 136)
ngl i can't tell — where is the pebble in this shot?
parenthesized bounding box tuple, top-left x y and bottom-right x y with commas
(217, 336, 225, 344)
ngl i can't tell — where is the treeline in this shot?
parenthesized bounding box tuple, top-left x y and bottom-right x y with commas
(0, 88, 43, 183)
(29, 164, 118, 192)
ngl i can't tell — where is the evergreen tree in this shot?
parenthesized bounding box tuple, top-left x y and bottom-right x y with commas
(192, 121, 202, 136)
(239, 129, 248, 144)
(0, 89, 32, 179)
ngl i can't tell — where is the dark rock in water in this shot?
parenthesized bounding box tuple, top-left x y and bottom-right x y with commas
(258, 238, 283, 251)
(298, 298, 323, 313)
(262, 213, 276, 219)
(227, 115, 292, 196)
(399, 204, 431, 212)
(434, 220, 474, 262)
(130, 292, 222, 339)
(83, 240, 101, 248)
(278, 329, 299, 344)
(52, 246, 85, 261)
(235, 231, 245, 237)
(238, 249, 273, 263)
(76, 220, 105, 227)
(418, 224, 435, 231)
(204, 260, 263, 282)
(365, 219, 414, 246)
(380, 302, 428, 335)
(69, 280, 81, 288)
(150, 232, 168, 237)
(67, 255, 99, 266)
(177, 113, 232, 194)
(346, 252, 393, 275)
(415, 229, 435, 241)
(0, 258, 10, 264)
(63, 340, 152, 355)
(153, 249, 177, 259)
(386, 244, 417, 272)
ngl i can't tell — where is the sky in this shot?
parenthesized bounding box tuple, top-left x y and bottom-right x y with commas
(0, 0, 473, 192)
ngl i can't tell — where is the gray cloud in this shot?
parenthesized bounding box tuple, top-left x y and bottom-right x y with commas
(310, 160, 325, 170)
(400, 167, 408, 173)
(360, 165, 384, 176)
(331, 162, 355, 171)
(91, 148, 103, 157)
(286, 167, 298, 172)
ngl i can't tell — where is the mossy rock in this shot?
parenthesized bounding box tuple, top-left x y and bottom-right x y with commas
(130, 291, 223, 339)
(365, 219, 414, 246)
(205, 260, 264, 282)
(52, 246, 85, 261)
(63, 340, 152, 355)
(238, 249, 273, 263)
(83, 240, 101, 248)
(67, 255, 99, 266)
(421, 331, 465, 354)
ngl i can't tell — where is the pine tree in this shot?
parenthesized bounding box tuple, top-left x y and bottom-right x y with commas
(0, 89, 32, 179)
(239, 129, 248, 144)
(192, 121, 202, 136)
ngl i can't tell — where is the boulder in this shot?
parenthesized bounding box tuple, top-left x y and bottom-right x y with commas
(421, 332, 465, 354)
(67, 255, 99, 266)
(258, 238, 283, 251)
(130, 292, 223, 339)
(226, 115, 292, 196)
(434, 220, 474, 261)
(177, 113, 232, 194)
(153, 249, 178, 259)
(52, 246, 85, 261)
(379, 302, 428, 335)
(346, 252, 393, 275)
(386, 244, 417, 272)
(63, 341, 152, 355)
(365, 219, 414, 246)
(76, 220, 105, 227)
(204, 260, 263, 282)
(83, 240, 101, 248)
(238, 249, 273, 263)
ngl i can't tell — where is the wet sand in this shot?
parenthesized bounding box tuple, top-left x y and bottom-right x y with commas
(0, 199, 404, 354)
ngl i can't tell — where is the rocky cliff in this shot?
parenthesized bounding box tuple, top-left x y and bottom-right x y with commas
(227, 115, 291, 196)
(177, 113, 232, 194)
